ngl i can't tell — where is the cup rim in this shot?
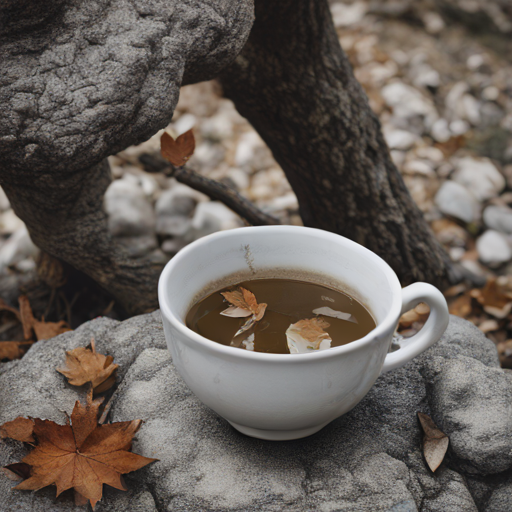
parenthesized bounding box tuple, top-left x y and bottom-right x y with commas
(158, 226, 402, 362)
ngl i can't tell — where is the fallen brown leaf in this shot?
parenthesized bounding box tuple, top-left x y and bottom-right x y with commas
(418, 412, 449, 472)
(2, 463, 31, 482)
(3, 391, 157, 509)
(286, 317, 332, 353)
(19, 295, 71, 341)
(161, 129, 195, 167)
(0, 417, 35, 443)
(57, 338, 118, 393)
(0, 341, 33, 361)
(448, 292, 473, 318)
(471, 278, 512, 319)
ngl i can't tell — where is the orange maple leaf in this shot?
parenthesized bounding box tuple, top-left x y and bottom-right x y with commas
(221, 287, 267, 321)
(220, 287, 268, 338)
(57, 338, 118, 393)
(0, 417, 35, 443)
(160, 129, 195, 167)
(4, 392, 157, 509)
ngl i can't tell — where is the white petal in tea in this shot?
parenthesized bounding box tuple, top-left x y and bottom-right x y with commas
(220, 306, 253, 318)
(286, 318, 332, 354)
(312, 306, 358, 323)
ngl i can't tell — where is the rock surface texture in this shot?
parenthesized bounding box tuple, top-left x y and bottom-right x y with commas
(0, 313, 510, 511)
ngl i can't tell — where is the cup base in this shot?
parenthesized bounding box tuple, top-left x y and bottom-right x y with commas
(228, 420, 330, 441)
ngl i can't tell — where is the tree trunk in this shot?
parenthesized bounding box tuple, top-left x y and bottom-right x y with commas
(2, 160, 161, 315)
(219, 0, 456, 289)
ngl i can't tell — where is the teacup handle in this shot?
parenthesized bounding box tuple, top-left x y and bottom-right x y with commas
(380, 282, 449, 374)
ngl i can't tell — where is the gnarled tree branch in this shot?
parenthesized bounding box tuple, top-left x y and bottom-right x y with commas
(220, 0, 458, 289)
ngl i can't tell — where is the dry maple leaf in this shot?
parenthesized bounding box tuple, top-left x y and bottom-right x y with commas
(161, 129, 195, 167)
(4, 391, 157, 509)
(418, 412, 449, 472)
(57, 338, 118, 393)
(0, 417, 35, 443)
(286, 317, 332, 354)
(0, 341, 33, 361)
(221, 287, 267, 321)
(221, 287, 268, 337)
(19, 295, 71, 341)
(448, 292, 473, 318)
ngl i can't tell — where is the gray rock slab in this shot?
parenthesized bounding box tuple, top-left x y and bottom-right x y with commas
(0, 313, 511, 511)
(484, 482, 512, 512)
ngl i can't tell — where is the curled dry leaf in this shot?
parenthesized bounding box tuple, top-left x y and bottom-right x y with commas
(0, 341, 33, 361)
(19, 295, 71, 341)
(312, 306, 357, 323)
(448, 292, 473, 318)
(221, 287, 268, 337)
(418, 412, 449, 472)
(0, 417, 35, 443)
(161, 129, 196, 167)
(57, 338, 118, 393)
(286, 318, 332, 354)
(3, 390, 157, 509)
(2, 463, 31, 482)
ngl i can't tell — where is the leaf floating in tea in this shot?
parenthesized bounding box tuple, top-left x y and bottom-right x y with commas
(312, 306, 357, 323)
(220, 306, 252, 318)
(418, 412, 449, 472)
(221, 287, 267, 338)
(286, 318, 332, 354)
(221, 287, 267, 320)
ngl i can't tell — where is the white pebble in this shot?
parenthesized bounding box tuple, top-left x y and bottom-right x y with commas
(476, 230, 512, 267)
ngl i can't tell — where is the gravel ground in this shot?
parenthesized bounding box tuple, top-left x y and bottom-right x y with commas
(1, 1, 512, 365)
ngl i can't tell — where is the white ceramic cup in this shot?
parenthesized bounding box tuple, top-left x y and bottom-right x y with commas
(158, 226, 449, 441)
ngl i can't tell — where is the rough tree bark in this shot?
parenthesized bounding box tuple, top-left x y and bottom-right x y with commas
(219, 0, 457, 289)
(1, 0, 460, 317)
(2, 160, 162, 315)
(0, 0, 254, 315)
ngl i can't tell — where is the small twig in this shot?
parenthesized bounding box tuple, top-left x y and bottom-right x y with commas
(43, 288, 56, 319)
(161, 165, 280, 226)
(98, 393, 116, 424)
(59, 291, 72, 327)
(68, 290, 82, 311)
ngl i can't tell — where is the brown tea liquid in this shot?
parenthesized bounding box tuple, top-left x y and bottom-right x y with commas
(186, 279, 376, 354)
